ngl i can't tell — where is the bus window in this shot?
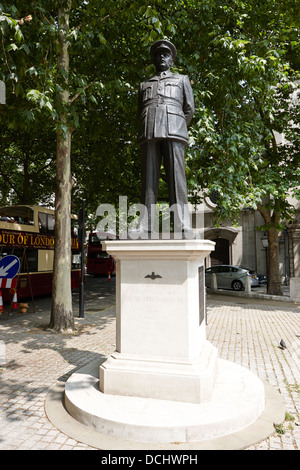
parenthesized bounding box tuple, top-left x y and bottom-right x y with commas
(26, 250, 38, 272)
(48, 214, 55, 233)
(38, 212, 47, 232)
(0, 205, 81, 300)
(86, 232, 116, 276)
(0, 248, 38, 273)
(39, 212, 55, 234)
(72, 254, 81, 269)
(89, 234, 101, 246)
(71, 218, 78, 237)
(0, 206, 34, 225)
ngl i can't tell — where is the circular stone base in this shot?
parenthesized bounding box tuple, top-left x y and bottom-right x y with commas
(62, 358, 271, 446)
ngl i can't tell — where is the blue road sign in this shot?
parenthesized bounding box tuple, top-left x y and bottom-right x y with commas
(0, 255, 20, 278)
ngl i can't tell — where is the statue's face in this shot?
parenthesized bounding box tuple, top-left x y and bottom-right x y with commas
(152, 49, 173, 72)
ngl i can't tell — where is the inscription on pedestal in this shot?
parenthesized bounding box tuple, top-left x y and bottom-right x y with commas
(132, 295, 184, 303)
(100, 239, 216, 401)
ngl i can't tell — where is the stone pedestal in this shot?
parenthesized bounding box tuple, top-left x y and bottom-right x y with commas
(99, 239, 217, 403)
(64, 237, 268, 445)
(290, 277, 300, 301)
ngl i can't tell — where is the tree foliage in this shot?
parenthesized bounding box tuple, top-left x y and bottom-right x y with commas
(0, 0, 299, 300)
(176, 0, 300, 294)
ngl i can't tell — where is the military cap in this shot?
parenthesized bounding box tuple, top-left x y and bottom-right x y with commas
(150, 40, 177, 60)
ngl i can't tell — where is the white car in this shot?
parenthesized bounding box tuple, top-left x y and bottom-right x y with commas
(205, 265, 260, 291)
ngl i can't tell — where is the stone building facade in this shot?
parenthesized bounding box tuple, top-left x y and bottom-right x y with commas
(195, 81, 300, 290)
(192, 195, 299, 286)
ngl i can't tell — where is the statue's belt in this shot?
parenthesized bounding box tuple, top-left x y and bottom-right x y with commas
(143, 98, 182, 109)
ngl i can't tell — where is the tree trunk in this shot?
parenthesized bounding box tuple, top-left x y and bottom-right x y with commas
(267, 226, 283, 296)
(257, 203, 283, 296)
(21, 151, 30, 204)
(49, 0, 74, 332)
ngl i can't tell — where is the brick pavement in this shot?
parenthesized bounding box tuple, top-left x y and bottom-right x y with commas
(0, 277, 299, 450)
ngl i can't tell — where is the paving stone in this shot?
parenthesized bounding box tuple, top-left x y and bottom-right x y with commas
(0, 276, 299, 450)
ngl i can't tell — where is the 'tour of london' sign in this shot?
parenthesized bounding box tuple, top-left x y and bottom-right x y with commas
(0, 230, 79, 250)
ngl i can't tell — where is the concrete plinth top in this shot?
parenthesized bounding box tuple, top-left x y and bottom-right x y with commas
(102, 238, 215, 260)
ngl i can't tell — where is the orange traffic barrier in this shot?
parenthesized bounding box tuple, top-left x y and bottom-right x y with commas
(11, 291, 18, 310)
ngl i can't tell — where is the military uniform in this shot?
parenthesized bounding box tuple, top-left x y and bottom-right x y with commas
(138, 68, 195, 233)
(138, 71, 194, 145)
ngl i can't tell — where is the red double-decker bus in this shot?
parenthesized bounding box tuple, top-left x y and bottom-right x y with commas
(0, 205, 81, 301)
(86, 231, 116, 277)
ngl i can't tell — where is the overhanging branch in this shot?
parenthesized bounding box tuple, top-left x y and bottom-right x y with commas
(69, 81, 95, 103)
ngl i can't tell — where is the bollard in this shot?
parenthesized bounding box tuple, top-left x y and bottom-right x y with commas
(211, 272, 217, 292)
(245, 275, 251, 294)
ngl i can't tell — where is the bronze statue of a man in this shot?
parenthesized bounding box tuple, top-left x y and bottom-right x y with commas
(137, 40, 195, 235)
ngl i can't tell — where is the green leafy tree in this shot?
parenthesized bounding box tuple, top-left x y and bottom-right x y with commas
(0, 124, 56, 205)
(0, 0, 169, 331)
(170, 0, 300, 295)
(1, 0, 299, 307)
